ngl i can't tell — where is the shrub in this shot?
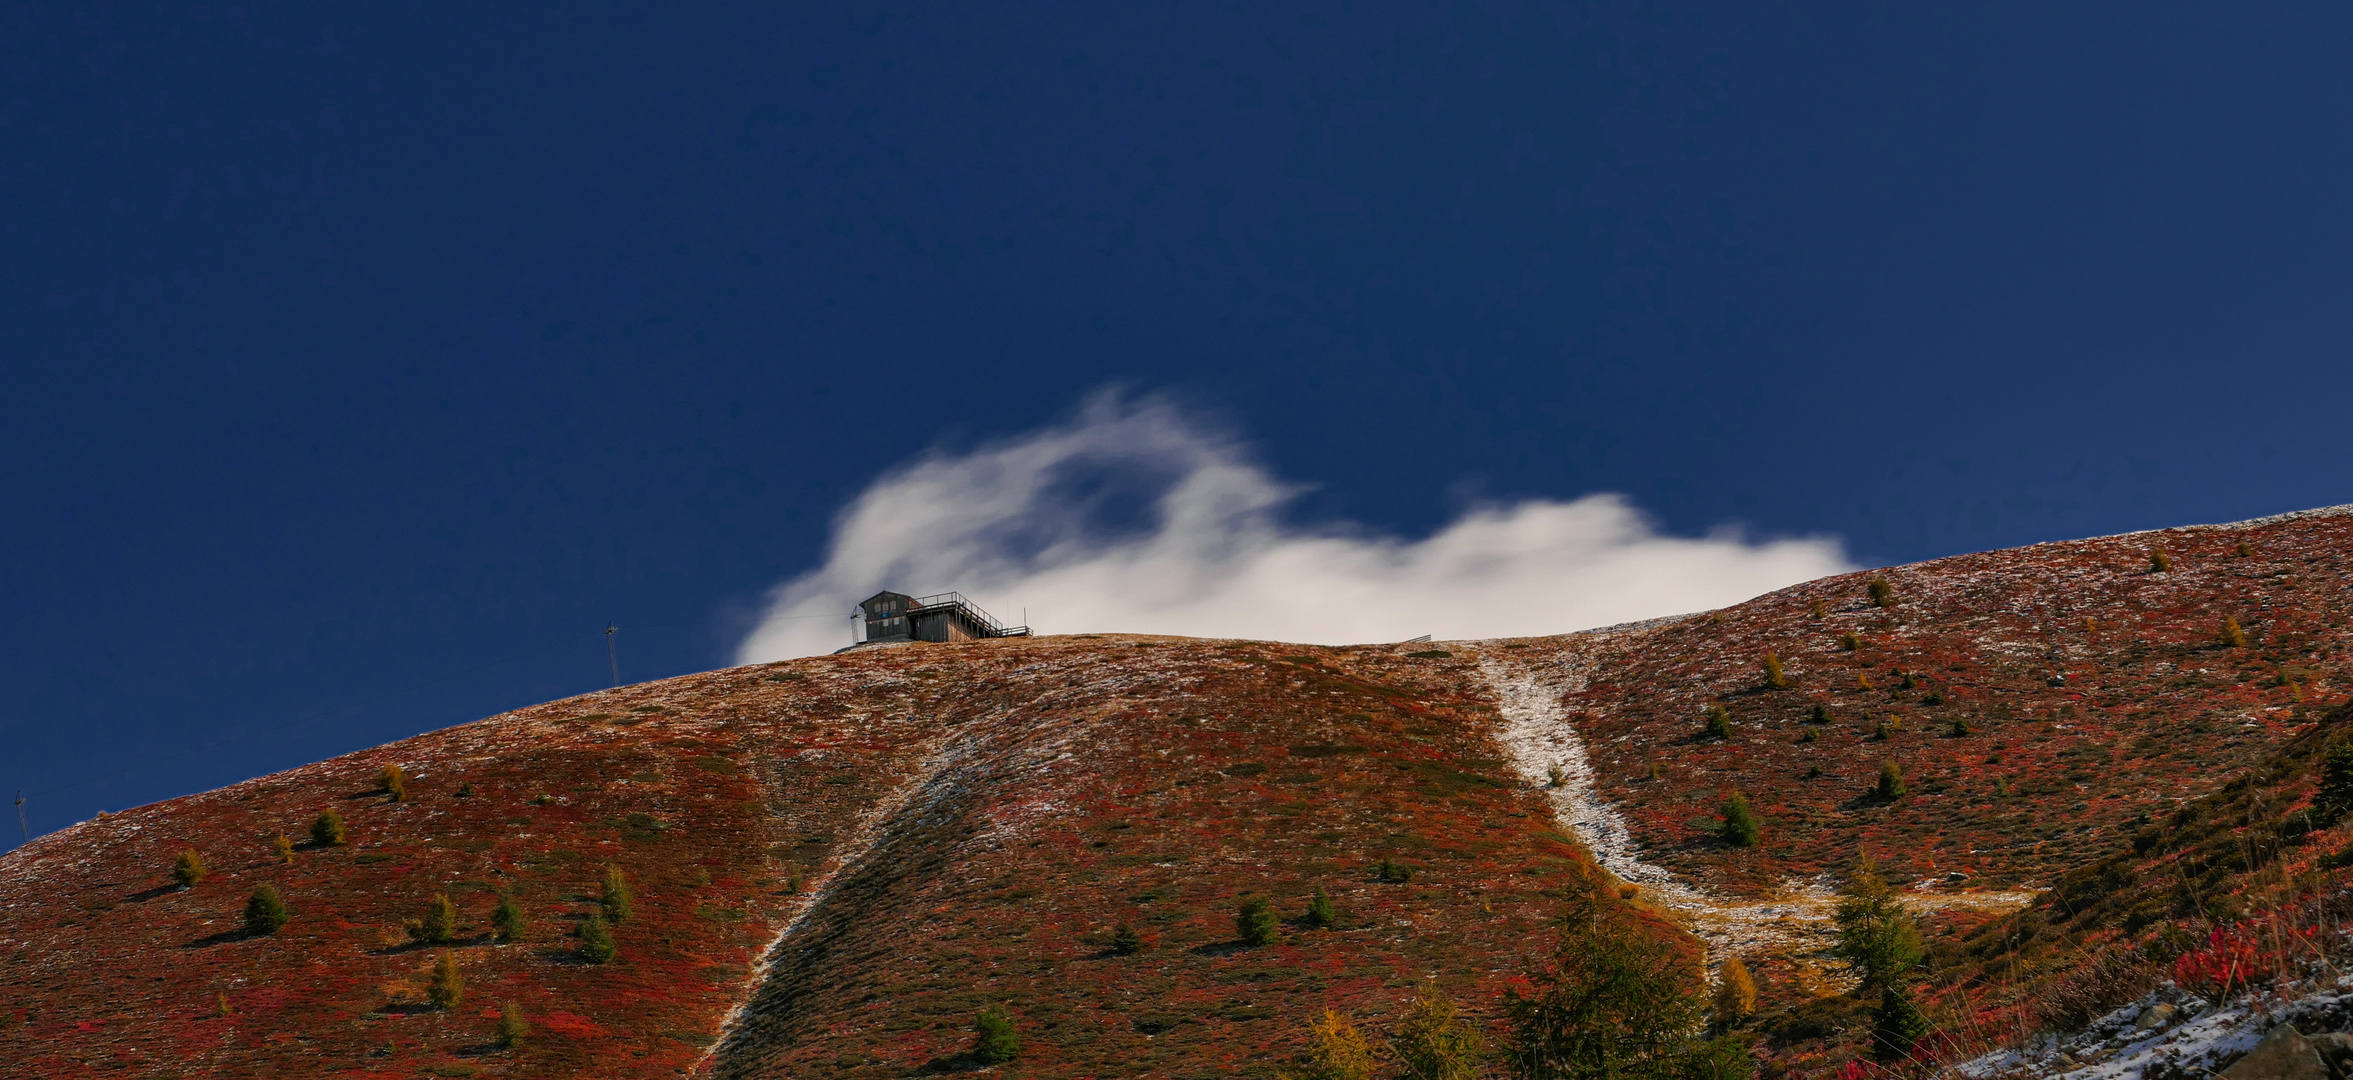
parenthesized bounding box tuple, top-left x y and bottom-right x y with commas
(1547, 764, 1567, 788)
(1866, 578, 1894, 608)
(1391, 982, 1485, 1080)
(428, 952, 462, 1010)
(1796, 728, 1818, 745)
(2220, 618, 2248, 648)
(1871, 719, 1892, 741)
(1858, 672, 1874, 691)
(411, 893, 458, 945)
(381, 763, 407, 802)
(1375, 859, 1416, 884)
(245, 883, 289, 935)
(1281, 1010, 1372, 1080)
(972, 1006, 1021, 1065)
(1306, 886, 1338, 929)
(216, 993, 234, 1017)
(1720, 793, 1760, 847)
(1877, 761, 1906, 798)
(2236, 540, 2255, 557)
(1896, 670, 1916, 691)
(457, 782, 477, 799)
(1808, 704, 1830, 723)
(1646, 761, 1663, 782)
(1712, 956, 1758, 1029)
(1703, 704, 1733, 740)
(1110, 924, 1145, 955)
(600, 866, 634, 924)
(1810, 600, 1827, 619)
(310, 808, 345, 847)
(172, 849, 207, 888)
(1871, 984, 1929, 1062)
(2315, 742, 2353, 825)
(577, 913, 616, 963)
(1238, 896, 1279, 946)
(1833, 854, 1922, 991)
(1761, 653, 1786, 689)
(272, 834, 295, 864)
(1503, 891, 1745, 1080)
(495, 1003, 527, 1049)
(492, 892, 525, 941)
(2149, 549, 2171, 572)
(1839, 631, 1861, 652)
(1948, 716, 1971, 737)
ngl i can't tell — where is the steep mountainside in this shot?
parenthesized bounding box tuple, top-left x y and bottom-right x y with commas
(7, 506, 2353, 1079)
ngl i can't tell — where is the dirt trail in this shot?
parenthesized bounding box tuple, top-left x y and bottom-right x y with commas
(1473, 639, 2033, 984)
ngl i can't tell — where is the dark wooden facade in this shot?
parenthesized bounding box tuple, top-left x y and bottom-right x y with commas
(857, 591, 1029, 645)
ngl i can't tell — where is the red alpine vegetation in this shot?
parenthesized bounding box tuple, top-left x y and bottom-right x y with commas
(6, 506, 2352, 1078)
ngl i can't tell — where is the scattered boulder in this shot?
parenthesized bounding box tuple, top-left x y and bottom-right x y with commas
(2306, 1032, 2353, 1080)
(2221, 1025, 2330, 1080)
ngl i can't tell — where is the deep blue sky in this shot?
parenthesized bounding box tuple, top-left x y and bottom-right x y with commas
(7, 3, 2352, 845)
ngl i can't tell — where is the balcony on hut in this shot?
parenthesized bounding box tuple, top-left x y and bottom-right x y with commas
(855, 591, 1030, 646)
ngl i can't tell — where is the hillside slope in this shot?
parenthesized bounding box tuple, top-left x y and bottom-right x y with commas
(8, 506, 2353, 1079)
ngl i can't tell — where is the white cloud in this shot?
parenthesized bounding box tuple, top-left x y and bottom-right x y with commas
(735, 393, 1854, 661)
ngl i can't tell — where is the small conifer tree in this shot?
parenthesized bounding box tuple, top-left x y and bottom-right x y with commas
(1878, 761, 1906, 798)
(2149, 549, 2171, 572)
(272, 833, 295, 864)
(1237, 896, 1278, 946)
(972, 1005, 1021, 1064)
(1111, 924, 1145, 955)
(2236, 540, 2255, 557)
(495, 1002, 527, 1049)
(1284, 1010, 1374, 1080)
(245, 882, 289, 935)
(1867, 578, 1894, 608)
(1835, 853, 1923, 991)
(492, 891, 525, 941)
(310, 808, 346, 847)
(577, 913, 616, 963)
(457, 782, 477, 799)
(1872, 984, 1930, 1061)
(1646, 761, 1663, 782)
(1810, 599, 1827, 618)
(1948, 716, 1971, 737)
(216, 993, 234, 1017)
(1375, 858, 1415, 883)
(1761, 652, 1786, 689)
(599, 866, 634, 924)
(1306, 885, 1338, 929)
(1546, 764, 1566, 788)
(412, 893, 458, 945)
(1871, 719, 1892, 741)
(1858, 672, 1875, 691)
(428, 952, 463, 1010)
(1897, 670, 1916, 691)
(1839, 630, 1861, 652)
(1809, 703, 1830, 723)
(2221, 618, 2248, 648)
(1993, 776, 2012, 797)
(1704, 704, 1734, 739)
(1797, 728, 1818, 744)
(2315, 742, 2353, 824)
(1720, 793, 1760, 847)
(380, 763, 407, 802)
(1712, 956, 1758, 1030)
(1391, 982, 1485, 1080)
(172, 849, 208, 888)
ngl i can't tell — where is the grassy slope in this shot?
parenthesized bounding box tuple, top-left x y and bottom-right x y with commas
(1502, 511, 2353, 900)
(10, 509, 2353, 1078)
(0, 636, 1651, 1079)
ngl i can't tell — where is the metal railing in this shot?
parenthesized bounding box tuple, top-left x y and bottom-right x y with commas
(907, 592, 1029, 638)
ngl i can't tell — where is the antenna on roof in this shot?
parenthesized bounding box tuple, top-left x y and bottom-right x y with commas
(14, 791, 26, 845)
(605, 623, 620, 688)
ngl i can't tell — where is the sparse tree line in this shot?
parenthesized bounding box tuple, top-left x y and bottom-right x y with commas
(148, 763, 648, 1056)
